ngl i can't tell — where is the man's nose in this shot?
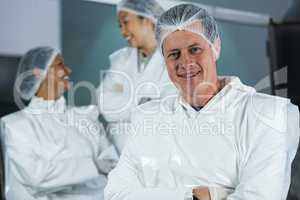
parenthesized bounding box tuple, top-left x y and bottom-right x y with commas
(180, 51, 194, 69)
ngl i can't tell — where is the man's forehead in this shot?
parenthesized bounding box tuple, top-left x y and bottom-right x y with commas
(164, 30, 207, 51)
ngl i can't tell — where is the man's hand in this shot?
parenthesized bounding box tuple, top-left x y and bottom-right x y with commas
(192, 187, 211, 200)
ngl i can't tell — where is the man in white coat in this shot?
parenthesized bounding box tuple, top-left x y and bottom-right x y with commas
(105, 4, 300, 200)
(97, 0, 176, 154)
(0, 47, 118, 200)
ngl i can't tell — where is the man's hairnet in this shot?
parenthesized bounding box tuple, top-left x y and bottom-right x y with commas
(14, 47, 59, 100)
(117, 0, 164, 23)
(156, 4, 221, 59)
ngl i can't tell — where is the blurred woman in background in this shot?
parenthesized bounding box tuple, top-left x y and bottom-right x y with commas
(97, 0, 176, 154)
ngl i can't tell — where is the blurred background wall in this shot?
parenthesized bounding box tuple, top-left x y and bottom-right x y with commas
(0, 0, 61, 116)
(62, 0, 126, 105)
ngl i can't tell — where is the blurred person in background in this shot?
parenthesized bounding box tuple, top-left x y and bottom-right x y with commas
(97, 0, 176, 154)
(0, 46, 118, 200)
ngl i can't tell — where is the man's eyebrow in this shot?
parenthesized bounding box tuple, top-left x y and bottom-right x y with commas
(166, 48, 180, 54)
(188, 43, 201, 48)
(166, 42, 201, 53)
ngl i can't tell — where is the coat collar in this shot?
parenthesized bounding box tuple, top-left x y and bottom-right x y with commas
(173, 76, 255, 119)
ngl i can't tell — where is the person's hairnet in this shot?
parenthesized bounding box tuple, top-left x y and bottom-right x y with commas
(14, 46, 59, 100)
(117, 0, 164, 23)
(156, 4, 221, 59)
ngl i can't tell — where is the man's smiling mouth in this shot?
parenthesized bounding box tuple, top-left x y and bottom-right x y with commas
(178, 70, 201, 79)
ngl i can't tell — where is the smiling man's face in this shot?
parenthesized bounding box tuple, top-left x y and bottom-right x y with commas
(163, 30, 219, 106)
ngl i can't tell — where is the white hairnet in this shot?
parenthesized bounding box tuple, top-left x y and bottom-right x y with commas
(14, 46, 59, 100)
(117, 0, 164, 23)
(156, 4, 221, 59)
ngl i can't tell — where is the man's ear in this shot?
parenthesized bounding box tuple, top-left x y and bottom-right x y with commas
(213, 37, 221, 61)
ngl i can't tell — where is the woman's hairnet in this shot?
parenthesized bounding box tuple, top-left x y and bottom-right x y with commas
(156, 4, 221, 59)
(14, 46, 59, 100)
(117, 0, 164, 23)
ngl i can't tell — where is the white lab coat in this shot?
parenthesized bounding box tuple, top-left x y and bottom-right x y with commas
(105, 76, 300, 200)
(98, 47, 176, 153)
(0, 96, 118, 200)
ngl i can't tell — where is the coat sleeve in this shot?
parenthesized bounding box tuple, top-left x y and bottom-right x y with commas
(97, 73, 133, 122)
(104, 137, 234, 200)
(1, 119, 100, 195)
(72, 105, 119, 175)
(97, 48, 135, 122)
(104, 137, 188, 200)
(227, 101, 300, 200)
(94, 120, 119, 175)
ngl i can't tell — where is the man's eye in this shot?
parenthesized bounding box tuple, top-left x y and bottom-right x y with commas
(168, 52, 180, 60)
(190, 47, 202, 54)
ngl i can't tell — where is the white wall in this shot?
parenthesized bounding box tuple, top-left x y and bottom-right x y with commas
(0, 0, 61, 56)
